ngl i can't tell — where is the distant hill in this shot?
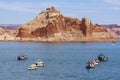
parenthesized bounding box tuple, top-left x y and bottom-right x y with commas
(0, 24, 20, 30)
(102, 24, 120, 37)
(102, 24, 120, 28)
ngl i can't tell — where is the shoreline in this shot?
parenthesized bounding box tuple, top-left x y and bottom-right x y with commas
(0, 38, 119, 42)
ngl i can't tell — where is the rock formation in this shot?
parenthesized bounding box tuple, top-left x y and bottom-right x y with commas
(102, 24, 120, 38)
(80, 18, 93, 37)
(16, 7, 113, 41)
(0, 27, 15, 40)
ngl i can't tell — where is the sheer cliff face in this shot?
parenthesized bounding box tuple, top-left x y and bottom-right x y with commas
(17, 7, 112, 39)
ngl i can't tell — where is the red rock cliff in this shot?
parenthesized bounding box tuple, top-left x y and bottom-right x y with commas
(16, 7, 113, 41)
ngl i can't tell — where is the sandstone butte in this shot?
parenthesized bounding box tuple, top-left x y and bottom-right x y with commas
(0, 7, 117, 42)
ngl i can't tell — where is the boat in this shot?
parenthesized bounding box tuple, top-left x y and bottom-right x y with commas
(28, 64, 38, 70)
(17, 55, 27, 60)
(35, 61, 44, 67)
(87, 59, 99, 65)
(98, 54, 108, 61)
(112, 41, 116, 43)
(86, 63, 95, 69)
(28, 61, 44, 70)
(86, 59, 99, 69)
(94, 59, 100, 65)
(86, 54, 108, 69)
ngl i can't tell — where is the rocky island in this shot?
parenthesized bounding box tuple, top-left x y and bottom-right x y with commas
(0, 7, 117, 42)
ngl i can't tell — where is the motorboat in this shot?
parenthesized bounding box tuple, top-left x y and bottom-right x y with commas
(28, 64, 38, 70)
(98, 54, 108, 61)
(28, 61, 44, 70)
(17, 55, 27, 60)
(86, 58, 100, 69)
(87, 59, 99, 66)
(86, 63, 95, 69)
(35, 61, 44, 67)
(86, 54, 108, 69)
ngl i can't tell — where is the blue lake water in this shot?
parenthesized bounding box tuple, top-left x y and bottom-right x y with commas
(0, 42, 120, 80)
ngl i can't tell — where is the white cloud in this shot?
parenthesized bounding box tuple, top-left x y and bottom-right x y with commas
(0, 2, 40, 13)
(0, 1, 68, 14)
(104, 0, 120, 5)
(0, 1, 100, 14)
(0, 1, 106, 17)
(111, 7, 120, 10)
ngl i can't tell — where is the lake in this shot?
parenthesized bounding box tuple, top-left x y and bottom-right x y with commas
(0, 42, 120, 80)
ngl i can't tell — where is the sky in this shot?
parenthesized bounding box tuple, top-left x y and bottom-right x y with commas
(0, 0, 120, 25)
